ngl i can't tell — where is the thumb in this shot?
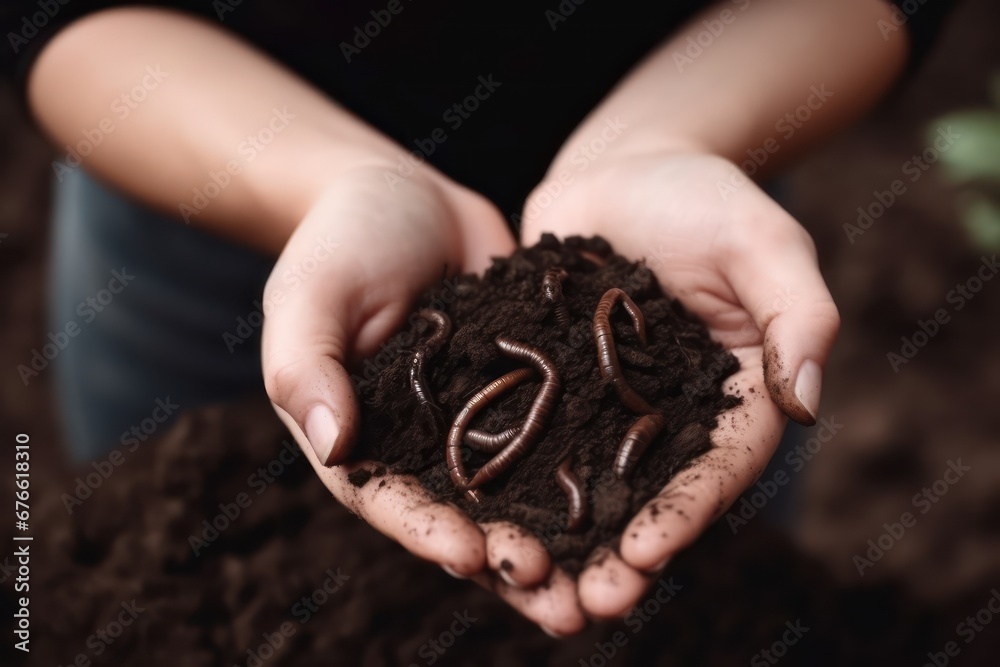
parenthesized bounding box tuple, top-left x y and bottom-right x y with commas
(261, 269, 360, 466)
(724, 221, 840, 426)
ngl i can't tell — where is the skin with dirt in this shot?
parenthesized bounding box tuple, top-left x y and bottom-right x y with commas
(350, 235, 742, 573)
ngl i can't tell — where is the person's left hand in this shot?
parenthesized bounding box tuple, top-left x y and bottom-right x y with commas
(518, 150, 840, 621)
(261, 166, 588, 636)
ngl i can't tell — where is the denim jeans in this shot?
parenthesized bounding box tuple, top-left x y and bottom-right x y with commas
(49, 168, 273, 461)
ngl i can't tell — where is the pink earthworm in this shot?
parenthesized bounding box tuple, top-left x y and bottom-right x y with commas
(613, 413, 667, 479)
(409, 309, 452, 428)
(446, 367, 536, 496)
(555, 457, 587, 532)
(464, 337, 562, 490)
(593, 288, 654, 414)
(463, 427, 519, 453)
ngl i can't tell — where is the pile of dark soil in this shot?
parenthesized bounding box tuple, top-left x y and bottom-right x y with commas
(1, 400, 951, 667)
(351, 235, 741, 572)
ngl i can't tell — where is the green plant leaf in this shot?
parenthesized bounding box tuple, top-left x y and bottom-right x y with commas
(959, 192, 1000, 250)
(931, 111, 1000, 183)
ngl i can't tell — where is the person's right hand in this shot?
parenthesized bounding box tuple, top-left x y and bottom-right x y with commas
(519, 150, 839, 622)
(261, 166, 587, 636)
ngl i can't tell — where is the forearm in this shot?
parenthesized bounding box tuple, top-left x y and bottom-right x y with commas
(27, 7, 418, 253)
(549, 0, 908, 178)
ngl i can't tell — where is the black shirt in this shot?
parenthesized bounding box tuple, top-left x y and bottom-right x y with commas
(0, 0, 953, 217)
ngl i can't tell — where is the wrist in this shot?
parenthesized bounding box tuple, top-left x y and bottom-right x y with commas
(545, 121, 713, 181)
(250, 138, 452, 252)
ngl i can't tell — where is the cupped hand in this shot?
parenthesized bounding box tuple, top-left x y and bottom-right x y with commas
(520, 151, 840, 620)
(261, 166, 586, 635)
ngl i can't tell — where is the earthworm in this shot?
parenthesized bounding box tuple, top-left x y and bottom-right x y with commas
(417, 309, 452, 352)
(409, 351, 437, 414)
(465, 337, 562, 489)
(409, 309, 452, 428)
(464, 427, 519, 453)
(447, 368, 536, 494)
(579, 250, 607, 267)
(555, 457, 587, 532)
(542, 268, 570, 326)
(593, 288, 653, 414)
(613, 412, 666, 479)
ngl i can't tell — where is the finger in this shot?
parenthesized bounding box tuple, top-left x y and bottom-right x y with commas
(722, 208, 840, 425)
(261, 173, 462, 465)
(470, 567, 587, 637)
(330, 464, 486, 575)
(481, 522, 551, 588)
(577, 548, 650, 619)
(275, 404, 488, 574)
(261, 269, 360, 465)
(620, 346, 785, 571)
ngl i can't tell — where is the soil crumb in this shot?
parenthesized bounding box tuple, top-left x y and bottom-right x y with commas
(352, 235, 741, 572)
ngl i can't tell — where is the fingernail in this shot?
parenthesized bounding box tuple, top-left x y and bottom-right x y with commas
(304, 404, 339, 466)
(498, 568, 519, 587)
(541, 625, 566, 639)
(793, 360, 822, 423)
(441, 565, 467, 580)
